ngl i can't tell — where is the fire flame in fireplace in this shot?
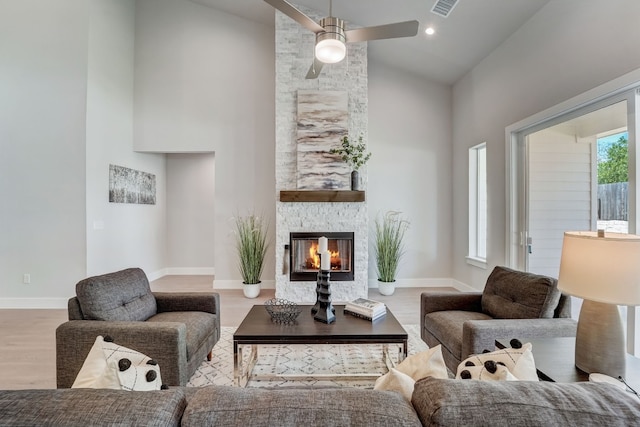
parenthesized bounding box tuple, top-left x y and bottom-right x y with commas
(307, 243, 340, 270)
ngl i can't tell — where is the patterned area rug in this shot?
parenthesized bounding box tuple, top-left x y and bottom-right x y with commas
(187, 324, 427, 388)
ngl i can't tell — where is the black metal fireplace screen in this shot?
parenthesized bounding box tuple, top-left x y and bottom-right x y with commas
(289, 232, 354, 281)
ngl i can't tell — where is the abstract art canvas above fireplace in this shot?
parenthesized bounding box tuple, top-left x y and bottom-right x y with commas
(296, 90, 350, 190)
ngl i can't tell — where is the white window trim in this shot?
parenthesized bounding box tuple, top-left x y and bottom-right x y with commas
(468, 142, 487, 268)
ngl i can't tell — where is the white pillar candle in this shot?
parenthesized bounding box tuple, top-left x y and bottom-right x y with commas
(321, 250, 331, 270)
(318, 236, 328, 253)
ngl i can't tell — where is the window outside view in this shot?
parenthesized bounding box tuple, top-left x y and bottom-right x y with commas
(597, 131, 629, 234)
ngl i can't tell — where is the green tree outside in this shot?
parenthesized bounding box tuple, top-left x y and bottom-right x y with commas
(598, 135, 628, 184)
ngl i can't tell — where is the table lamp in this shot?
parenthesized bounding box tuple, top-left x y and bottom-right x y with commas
(557, 231, 640, 377)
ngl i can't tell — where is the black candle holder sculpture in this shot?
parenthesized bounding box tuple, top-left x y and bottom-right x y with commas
(311, 267, 322, 315)
(311, 253, 323, 315)
(313, 268, 336, 324)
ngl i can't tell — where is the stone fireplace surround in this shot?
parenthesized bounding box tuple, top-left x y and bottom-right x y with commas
(274, 5, 369, 303)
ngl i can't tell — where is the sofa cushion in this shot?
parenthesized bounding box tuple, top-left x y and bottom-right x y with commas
(423, 310, 493, 360)
(482, 266, 561, 319)
(147, 311, 217, 360)
(0, 388, 186, 426)
(76, 268, 157, 321)
(182, 386, 422, 427)
(411, 377, 640, 427)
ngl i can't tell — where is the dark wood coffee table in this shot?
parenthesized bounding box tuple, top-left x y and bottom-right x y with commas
(496, 337, 640, 390)
(233, 304, 408, 387)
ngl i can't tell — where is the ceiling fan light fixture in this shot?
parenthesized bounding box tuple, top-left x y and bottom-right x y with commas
(315, 17, 346, 64)
(315, 38, 346, 63)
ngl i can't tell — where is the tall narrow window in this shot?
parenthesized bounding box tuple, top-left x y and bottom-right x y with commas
(468, 143, 487, 267)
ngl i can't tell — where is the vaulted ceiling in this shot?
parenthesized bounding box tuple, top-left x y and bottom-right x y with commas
(189, 0, 551, 85)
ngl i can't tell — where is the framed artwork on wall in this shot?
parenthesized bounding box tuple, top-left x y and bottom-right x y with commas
(109, 164, 156, 205)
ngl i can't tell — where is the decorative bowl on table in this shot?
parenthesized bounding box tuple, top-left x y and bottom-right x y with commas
(264, 298, 302, 323)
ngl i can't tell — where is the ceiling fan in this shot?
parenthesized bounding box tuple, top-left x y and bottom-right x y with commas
(264, 0, 419, 79)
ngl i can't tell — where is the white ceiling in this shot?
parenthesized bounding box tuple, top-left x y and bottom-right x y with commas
(189, 0, 551, 85)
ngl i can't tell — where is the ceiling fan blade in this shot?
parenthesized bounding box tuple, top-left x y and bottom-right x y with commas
(263, 0, 324, 34)
(345, 20, 419, 43)
(305, 58, 325, 79)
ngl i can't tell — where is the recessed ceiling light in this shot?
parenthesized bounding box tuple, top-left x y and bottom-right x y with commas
(425, 27, 435, 35)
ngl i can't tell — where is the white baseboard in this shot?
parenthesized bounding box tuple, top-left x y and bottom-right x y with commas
(147, 268, 168, 282)
(0, 298, 68, 309)
(212, 278, 468, 291)
(164, 267, 215, 276)
(367, 278, 474, 291)
(147, 268, 215, 281)
(213, 280, 276, 290)
(450, 279, 478, 292)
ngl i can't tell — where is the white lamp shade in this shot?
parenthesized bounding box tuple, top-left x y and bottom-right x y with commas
(315, 38, 346, 64)
(558, 231, 640, 305)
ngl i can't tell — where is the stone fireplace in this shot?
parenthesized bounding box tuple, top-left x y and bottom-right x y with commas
(276, 203, 368, 303)
(274, 6, 369, 303)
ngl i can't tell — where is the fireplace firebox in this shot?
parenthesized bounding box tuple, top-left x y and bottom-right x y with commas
(289, 232, 354, 281)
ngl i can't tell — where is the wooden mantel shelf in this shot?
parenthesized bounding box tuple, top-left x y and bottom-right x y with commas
(279, 190, 365, 203)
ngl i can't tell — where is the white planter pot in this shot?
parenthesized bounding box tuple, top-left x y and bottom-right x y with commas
(243, 282, 261, 299)
(378, 280, 396, 296)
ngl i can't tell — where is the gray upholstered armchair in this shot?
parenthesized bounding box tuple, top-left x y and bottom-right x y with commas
(421, 266, 577, 372)
(56, 268, 220, 388)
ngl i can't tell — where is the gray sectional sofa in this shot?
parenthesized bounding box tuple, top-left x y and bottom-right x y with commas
(1, 378, 639, 426)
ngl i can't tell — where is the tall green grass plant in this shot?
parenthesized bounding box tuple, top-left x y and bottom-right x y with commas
(374, 211, 409, 282)
(234, 214, 269, 284)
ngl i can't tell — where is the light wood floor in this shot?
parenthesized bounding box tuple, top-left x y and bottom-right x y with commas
(0, 275, 455, 390)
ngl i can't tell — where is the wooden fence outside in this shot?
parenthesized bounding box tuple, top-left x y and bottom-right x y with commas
(597, 182, 628, 220)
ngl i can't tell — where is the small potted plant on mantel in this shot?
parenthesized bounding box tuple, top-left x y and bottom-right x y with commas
(330, 135, 372, 191)
(374, 211, 409, 296)
(233, 213, 269, 298)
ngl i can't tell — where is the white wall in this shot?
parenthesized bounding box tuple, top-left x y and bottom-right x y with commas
(166, 153, 215, 273)
(0, 0, 89, 306)
(133, 0, 276, 282)
(452, 0, 640, 289)
(86, 0, 167, 280)
(368, 64, 452, 284)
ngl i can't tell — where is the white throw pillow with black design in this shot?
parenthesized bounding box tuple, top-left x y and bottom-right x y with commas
(72, 335, 163, 391)
(456, 339, 538, 381)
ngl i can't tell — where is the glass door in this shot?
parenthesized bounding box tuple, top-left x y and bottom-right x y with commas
(525, 100, 628, 279)
(510, 87, 639, 354)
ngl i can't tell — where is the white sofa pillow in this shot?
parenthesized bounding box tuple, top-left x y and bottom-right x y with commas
(456, 341, 538, 381)
(374, 368, 416, 401)
(72, 335, 162, 391)
(395, 345, 449, 381)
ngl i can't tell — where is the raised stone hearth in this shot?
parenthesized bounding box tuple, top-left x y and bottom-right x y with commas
(274, 5, 368, 303)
